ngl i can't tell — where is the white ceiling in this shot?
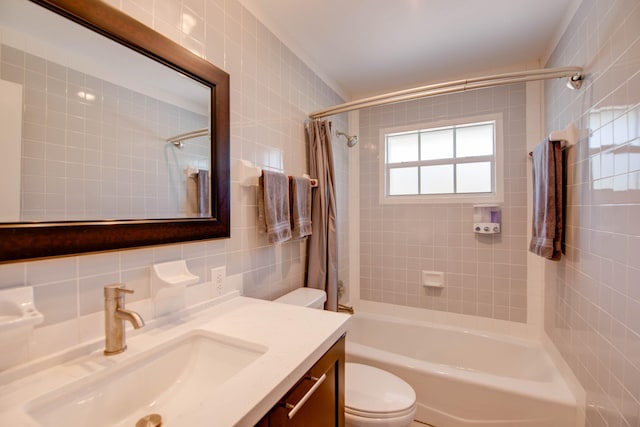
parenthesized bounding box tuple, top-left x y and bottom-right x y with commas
(239, 0, 580, 100)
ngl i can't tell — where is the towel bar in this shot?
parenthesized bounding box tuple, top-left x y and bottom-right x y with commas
(528, 123, 577, 158)
(237, 159, 318, 187)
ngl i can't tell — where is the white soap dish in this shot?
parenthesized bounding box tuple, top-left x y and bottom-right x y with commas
(152, 260, 200, 288)
(151, 260, 200, 317)
(0, 286, 43, 334)
(422, 270, 445, 288)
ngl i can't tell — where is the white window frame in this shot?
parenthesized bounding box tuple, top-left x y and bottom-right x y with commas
(379, 113, 504, 204)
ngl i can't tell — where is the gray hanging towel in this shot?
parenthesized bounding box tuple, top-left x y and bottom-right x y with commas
(290, 176, 312, 239)
(529, 138, 563, 260)
(258, 170, 292, 244)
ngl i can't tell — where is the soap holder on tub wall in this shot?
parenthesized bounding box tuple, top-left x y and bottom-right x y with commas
(422, 271, 445, 288)
(151, 260, 200, 316)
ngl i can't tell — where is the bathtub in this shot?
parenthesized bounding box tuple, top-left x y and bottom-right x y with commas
(345, 312, 578, 427)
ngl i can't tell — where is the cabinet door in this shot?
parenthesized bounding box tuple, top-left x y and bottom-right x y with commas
(268, 335, 345, 427)
(255, 414, 270, 427)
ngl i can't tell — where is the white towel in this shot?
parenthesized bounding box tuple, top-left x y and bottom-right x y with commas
(258, 170, 291, 244)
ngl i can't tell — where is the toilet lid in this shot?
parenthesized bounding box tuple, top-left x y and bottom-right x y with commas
(345, 363, 416, 415)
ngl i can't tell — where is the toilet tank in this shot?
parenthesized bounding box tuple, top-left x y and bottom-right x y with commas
(275, 288, 326, 309)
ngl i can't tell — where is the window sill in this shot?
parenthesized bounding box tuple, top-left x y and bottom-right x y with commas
(380, 193, 503, 205)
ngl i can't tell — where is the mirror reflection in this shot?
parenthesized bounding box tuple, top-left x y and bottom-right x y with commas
(0, 0, 212, 222)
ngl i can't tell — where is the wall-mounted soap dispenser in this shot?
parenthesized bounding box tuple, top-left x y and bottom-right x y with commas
(473, 204, 501, 234)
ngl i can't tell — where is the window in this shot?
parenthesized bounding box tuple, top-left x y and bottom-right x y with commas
(380, 115, 503, 204)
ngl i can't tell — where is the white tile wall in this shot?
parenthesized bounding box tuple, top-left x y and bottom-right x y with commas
(544, 0, 640, 425)
(0, 0, 349, 369)
(359, 84, 528, 322)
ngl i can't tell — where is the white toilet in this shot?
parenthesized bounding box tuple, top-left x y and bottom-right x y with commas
(275, 288, 417, 427)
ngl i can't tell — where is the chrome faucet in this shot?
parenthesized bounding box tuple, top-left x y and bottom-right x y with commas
(104, 284, 145, 356)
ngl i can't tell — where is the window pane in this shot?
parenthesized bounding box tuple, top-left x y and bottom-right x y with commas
(420, 128, 453, 160)
(456, 123, 494, 158)
(389, 167, 418, 195)
(387, 133, 418, 163)
(420, 165, 453, 194)
(456, 162, 492, 193)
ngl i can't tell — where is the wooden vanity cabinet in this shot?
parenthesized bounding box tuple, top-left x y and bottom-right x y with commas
(256, 335, 345, 427)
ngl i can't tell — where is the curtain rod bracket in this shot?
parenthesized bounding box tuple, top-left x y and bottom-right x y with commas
(566, 73, 584, 90)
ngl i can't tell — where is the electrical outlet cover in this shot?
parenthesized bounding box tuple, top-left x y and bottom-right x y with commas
(211, 267, 226, 296)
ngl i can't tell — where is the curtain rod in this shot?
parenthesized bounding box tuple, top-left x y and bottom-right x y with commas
(308, 66, 584, 119)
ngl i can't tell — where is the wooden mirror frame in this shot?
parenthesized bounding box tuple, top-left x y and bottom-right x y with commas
(0, 0, 230, 262)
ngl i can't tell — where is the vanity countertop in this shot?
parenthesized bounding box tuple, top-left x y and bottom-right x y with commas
(0, 294, 351, 426)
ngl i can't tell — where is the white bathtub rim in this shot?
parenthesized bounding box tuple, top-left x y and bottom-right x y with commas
(354, 299, 531, 339)
(346, 340, 576, 408)
(350, 309, 545, 351)
(413, 399, 565, 427)
(540, 332, 586, 427)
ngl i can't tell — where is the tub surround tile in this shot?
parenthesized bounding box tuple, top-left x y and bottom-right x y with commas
(359, 84, 528, 322)
(544, 0, 640, 424)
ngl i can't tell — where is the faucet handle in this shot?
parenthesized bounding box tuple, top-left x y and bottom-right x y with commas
(104, 283, 134, 298)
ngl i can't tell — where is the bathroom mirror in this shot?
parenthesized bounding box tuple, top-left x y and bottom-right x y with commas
(0, 0, 230, 262)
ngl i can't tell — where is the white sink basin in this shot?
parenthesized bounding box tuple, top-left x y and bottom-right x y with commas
(26, 330, 267, 427)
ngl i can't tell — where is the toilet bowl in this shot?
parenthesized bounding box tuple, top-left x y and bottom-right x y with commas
(344, 362, 416, 427)
(275, 288, 417, 427)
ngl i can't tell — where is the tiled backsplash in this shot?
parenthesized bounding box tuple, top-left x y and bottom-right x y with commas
(544, 0, 640, 425)
(358, 84, 528, 322)
(0, 0, 349, 369)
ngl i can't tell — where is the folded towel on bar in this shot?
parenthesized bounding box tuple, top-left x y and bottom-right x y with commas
(289, 176, 312, 239)
(529, 138, 563, 260)
(258, 170, 292, 244)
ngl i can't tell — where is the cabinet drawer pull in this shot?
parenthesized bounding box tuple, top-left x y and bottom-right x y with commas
(285, 374, 327, 419)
